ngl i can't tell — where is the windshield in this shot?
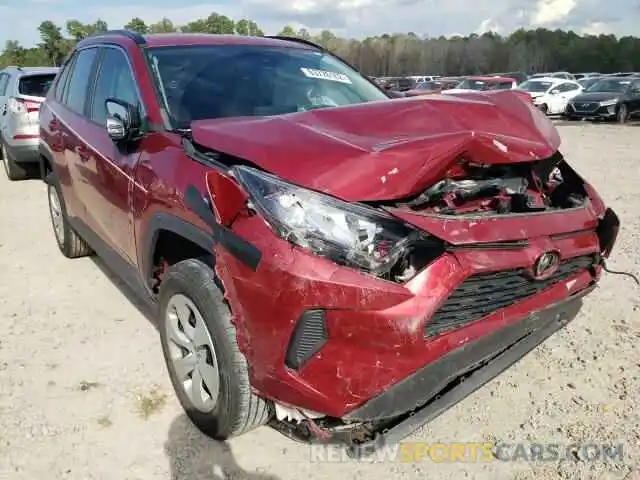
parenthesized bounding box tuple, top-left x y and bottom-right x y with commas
(586, 79, 631, 93)
(146, 45, 388, 128)
(518, 80, 553, 92)
(18, 74, 56, 97)
(578, 77, 602, 89)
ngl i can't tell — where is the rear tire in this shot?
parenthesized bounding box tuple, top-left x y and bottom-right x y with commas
(47, 179, 92, 258)
(159, 258, 272, 440)
(1, 142, 29, 181)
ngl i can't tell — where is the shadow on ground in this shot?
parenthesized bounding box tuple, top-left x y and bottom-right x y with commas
(165, 415, 280, 480)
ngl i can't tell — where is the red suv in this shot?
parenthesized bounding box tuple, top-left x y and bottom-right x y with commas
(39, 31, 620, 454)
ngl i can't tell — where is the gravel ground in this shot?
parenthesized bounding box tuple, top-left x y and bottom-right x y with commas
(0, 123, 638, 480)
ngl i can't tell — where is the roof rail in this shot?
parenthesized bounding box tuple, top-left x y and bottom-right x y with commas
(264, 35, 325, 52)
(84, 29, 146, 46)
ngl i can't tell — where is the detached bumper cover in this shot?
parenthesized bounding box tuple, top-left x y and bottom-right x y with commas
(345, 285, 593, 448)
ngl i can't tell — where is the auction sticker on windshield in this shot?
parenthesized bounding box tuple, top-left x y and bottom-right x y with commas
(301, 68, 352, 84)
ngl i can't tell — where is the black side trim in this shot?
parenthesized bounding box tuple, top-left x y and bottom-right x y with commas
(141, 213, 216, 288)
(68, 216, 157, 313)
(344, 284, 593, 423)
(184, 184, 262, 271)
(285, 310, 328, 370)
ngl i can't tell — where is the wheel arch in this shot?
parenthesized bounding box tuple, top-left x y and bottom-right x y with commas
(141, 212, 215, 291)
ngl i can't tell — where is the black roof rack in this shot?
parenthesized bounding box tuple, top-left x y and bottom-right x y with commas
(81, 29, 146, 46)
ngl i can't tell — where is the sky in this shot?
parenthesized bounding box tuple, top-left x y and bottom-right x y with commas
(1, 0, 638, 48)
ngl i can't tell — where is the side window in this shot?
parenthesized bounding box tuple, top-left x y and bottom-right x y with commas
(90, 47, 140, 126)
(64, 47, 99, 115)
(0, 73, 9, 96)
(54, 55, 75, 102)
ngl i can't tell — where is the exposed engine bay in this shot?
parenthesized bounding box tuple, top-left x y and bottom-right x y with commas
(394, 152, 587, 216)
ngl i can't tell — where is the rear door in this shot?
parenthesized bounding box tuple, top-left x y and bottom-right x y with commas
(52, 47, 100, 223)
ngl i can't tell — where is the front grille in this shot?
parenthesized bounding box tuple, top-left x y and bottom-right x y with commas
(424, 255, 595, 338)
(571, 102, 599, 112)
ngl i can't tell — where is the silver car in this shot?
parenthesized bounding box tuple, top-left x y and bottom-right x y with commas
(0, 66, 59, 180)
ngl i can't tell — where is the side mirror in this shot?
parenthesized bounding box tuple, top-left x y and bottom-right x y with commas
(105, 98, 141, 142)
(550, 89, 560, 94)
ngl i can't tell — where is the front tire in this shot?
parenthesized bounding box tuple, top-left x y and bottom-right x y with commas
(539, 104, 549, 115)
(47, 180, 92, 258)
(159, 258, 271, 440)
(617, 104, 628, 124)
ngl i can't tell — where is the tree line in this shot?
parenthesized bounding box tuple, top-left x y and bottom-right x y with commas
(2, 14, 640, 76)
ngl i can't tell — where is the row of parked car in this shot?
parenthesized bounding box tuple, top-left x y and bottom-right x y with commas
(371, 71, 640, 124)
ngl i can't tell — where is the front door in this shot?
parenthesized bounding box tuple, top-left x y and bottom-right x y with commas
(78, 45, 146, 264)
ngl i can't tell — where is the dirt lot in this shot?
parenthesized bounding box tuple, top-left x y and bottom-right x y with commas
(0, 123, 638, 480)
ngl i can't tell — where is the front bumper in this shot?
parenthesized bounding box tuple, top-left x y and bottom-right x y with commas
(342, 285, 591, 450)
(213, 201, 617, 420)
(566, 102, 617, 120)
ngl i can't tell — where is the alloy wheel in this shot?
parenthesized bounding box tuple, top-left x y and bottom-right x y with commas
(48, 185, 65, 246)
(165, 293, 220, 413)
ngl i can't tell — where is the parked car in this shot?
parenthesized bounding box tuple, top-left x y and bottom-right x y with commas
(0, 66, 59, 180)
(603, 72, 640, 77)
(443, 76, 516, 94)
(437, 76, 464, 90)
(403, 80, 445, 97)
(530, 71, 576, 80)
(516, 77, 583, 115)
(573, 72, 600, 80)
(488, 71, 529, 84)
(39, 31, 620, 455)
(566, 76, 640, 123)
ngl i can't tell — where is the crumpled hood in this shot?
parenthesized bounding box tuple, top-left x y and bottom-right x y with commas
(191, 91, 561, 202)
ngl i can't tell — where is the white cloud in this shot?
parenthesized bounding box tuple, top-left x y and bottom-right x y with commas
(476, 18, 502, 34)
(530, 0, 577, 25)
(581, 21, 610, 35)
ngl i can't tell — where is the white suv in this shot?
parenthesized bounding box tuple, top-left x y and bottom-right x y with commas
(0, 66, 59, 180)
(517, 77, 583, 115)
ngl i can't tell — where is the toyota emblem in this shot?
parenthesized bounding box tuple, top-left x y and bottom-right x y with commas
(533, 252, 560, 280)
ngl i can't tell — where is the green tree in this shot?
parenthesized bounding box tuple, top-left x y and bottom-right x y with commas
(124, 17, 149, 34)
(235, 19, 250, 35)
(278, 25, 296, 36)
(37, 20, 65, 66)
(149, 18, 177, 33)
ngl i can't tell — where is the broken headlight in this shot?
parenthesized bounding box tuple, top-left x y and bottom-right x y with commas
(233, 166, 423, 277)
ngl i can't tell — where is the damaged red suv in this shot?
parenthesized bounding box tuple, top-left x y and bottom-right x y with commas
(39, 31, 620, 453)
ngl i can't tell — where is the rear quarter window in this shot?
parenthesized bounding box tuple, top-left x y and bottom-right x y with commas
(19, 74, 57, 97)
